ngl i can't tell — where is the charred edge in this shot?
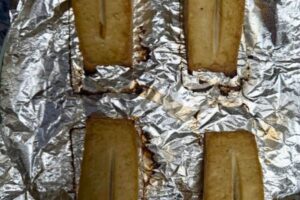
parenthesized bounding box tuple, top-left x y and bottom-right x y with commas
(79, 84, 136, 95)
(69, 128, 85, 199)
(79, 88, 107, 96)
(141, 132, 157, 199)
(190, 85, 214, 93)
(200, 156, 205, 199)
(83, 68, 97, 76)
(201, 135, 206, 199)
(142, 133, 159, 168)
(79, 88, 135, 95)
(226, 71, 238, 78)
(136, 26, 150, 63)
(187, 68, 194, 75)
(218, 85, 241, 96)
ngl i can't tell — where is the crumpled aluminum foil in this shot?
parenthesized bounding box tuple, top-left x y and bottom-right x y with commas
(1, 0, 300, 199)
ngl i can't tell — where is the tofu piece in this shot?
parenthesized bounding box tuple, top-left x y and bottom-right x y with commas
(78, 116, 139, 200)
(204, 131, 264, 200)
(185, 0, 245, 76)
(72, 0, 132, 72)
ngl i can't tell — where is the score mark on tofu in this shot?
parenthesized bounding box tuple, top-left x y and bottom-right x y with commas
(213, 0, 221, 59)
(72, 0, 132, 72)
(99, 0, 106, 38)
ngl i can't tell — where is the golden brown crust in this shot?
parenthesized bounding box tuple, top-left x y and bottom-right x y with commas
(72, 0, 132, 73)
(204, 130, 264, 200)
(185, 0, 245, 76)
(78, 115, 138, 200)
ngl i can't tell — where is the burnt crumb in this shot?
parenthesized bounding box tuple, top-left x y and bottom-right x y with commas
(134, 84, 148, 95)
(134, 86, 144, 95)
(136, 45, 151, 62)
(200, 7, 204, 10)
(137, 26, 146, 35)
(187, 68, 193, 75)
(218, 85, 241, 96)
(84, 69, 97, 76)
(199, 79, 207, 84)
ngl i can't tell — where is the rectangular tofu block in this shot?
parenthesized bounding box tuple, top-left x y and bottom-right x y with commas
(72, 0, 132, 72)
(204, 131, 264, 200)
(78, 116, 139, 200)
(185, 0, 245, 76)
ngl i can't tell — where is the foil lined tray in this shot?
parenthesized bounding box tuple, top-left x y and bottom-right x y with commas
(1, 0, 300, 199)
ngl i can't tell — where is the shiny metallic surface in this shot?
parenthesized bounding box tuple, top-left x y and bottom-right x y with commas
(0, 0, 300, 199)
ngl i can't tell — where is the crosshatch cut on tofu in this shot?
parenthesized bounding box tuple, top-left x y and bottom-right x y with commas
(185, 0, 245, 76)
(72, 0, 132, 73)
(78, 116, 139, 200)
(204, 131, 264, 200)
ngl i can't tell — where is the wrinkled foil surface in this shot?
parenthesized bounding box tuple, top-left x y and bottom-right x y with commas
(1, 0, 300, 199)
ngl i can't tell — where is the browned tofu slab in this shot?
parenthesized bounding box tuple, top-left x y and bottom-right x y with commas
(72, 0, 132, 73)
(78, 116, 138, 200)
(204, 131, 264, 200)
(185, 0, 245, 76)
